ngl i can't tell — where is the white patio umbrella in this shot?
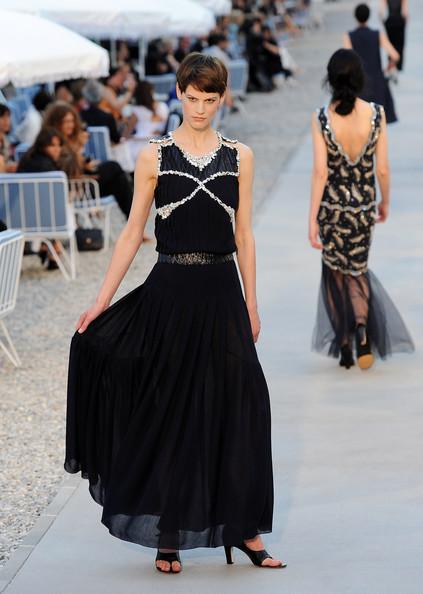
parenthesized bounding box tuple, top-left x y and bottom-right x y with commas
(0, 0, 215, 40)
(0, 10, 109, 87)
(194, 0, 232, 16)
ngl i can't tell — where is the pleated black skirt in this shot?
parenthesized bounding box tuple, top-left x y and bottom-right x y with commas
(64, 259, 274, 550)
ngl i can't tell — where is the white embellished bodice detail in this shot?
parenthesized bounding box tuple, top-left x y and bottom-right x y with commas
(150, 132, 240, 255)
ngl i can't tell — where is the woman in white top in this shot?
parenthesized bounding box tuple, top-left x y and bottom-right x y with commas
(127, 81, 169, 163)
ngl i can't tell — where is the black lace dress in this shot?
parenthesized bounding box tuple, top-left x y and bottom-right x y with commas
(64, 132, 274, 550)
(313, 104, 414, 358)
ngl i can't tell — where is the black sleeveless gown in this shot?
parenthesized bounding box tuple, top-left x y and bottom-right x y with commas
(384, 0, 406, 71)
(313, 103, 414, 358)
(349, 26, 397, 124)
(64, 132, 274, 550)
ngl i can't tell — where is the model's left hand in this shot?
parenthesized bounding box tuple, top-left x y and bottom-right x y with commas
(248, 305, 261, 343)
(309, 219, 323, 250)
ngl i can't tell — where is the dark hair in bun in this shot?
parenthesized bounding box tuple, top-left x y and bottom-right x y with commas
(325, 49, 364, 116)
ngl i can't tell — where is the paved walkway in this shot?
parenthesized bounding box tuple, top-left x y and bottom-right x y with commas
(1, 1, 422, 592)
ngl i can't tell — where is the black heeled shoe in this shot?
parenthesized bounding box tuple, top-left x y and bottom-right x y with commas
(339, 344, 354, 369)
(224, 544, 287, 568)
(355, 324, 374, 370)
(155, 550, 182, 573)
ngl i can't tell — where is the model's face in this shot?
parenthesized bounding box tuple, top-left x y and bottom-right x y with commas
(44, 136, 62, 162)
(60, 112, 75, 137)
(177, 84, 223, 131)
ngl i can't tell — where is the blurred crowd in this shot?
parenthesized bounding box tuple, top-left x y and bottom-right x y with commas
(0, 0, 319, 268)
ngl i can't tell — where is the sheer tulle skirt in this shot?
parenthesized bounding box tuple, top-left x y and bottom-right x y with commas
(64, 260, 274, 549)
(312, 262, 414, 359)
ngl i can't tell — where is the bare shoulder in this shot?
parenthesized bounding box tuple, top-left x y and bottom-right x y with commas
(135, 142, 159, 177)
(237, 142, 254, 163)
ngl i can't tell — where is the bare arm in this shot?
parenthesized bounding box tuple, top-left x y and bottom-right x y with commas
(343, 32, 353, 49)
(380, 30, 400, 62)
(402, 0, 409, 20)
(309, 113, 328, 249)
(375, 108, 390, 222)
(235, 143, 260, 342)
(379, 0, 387, 21)
(76, 144, 157, 332)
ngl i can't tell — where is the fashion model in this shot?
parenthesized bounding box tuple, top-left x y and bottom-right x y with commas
(344, 3, 400, 123)
(309, 49, 414, 369)
(65, 53, 285, 573)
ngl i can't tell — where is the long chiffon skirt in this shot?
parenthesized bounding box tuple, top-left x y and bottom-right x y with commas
(64, 259, 274, 550)
(312, 262, 414, 359)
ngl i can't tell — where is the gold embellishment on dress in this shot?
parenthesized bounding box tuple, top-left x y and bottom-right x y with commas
(344, 212, 359, 229)
(334, 251, 348, 265)
(323, 256, 368, 276)
(323, 224, 331, 236)
(352, 260, 367, 269)
(353, 168, 361, 183)
(363, 184, 375, 199)
(339, 184, 351, 199)
(340, 165, 349, 178)
(332, 156, 343, 167)
(362, 158, 373, 168)
(333, 233, 344, 248)
(351, 184, 364, 203)
(319, 201, 376, 213)
(359, 212, 370, 226)
(328, 186, 340, 202)
(318, 208, 327, 221)
(350, 234, 365, 244)
(329, 210, 340, 224)
(350, 246, 366, 256)
(335, 225, 352, 235)
(364, 170, 373, 179)
(323, 241, 335, 252)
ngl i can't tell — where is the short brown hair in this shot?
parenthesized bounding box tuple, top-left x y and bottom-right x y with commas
(176, 52, 228, 96)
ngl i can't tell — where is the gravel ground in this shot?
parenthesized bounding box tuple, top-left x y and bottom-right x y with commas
(0, 1, 354, 567)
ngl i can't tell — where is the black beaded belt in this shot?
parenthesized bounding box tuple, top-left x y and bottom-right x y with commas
(158, 252, 234, 265)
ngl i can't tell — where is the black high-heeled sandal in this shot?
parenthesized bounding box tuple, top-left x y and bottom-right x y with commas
(339, 344, 354, 369)
(355, 324, 374, 370)
(155, 550, 182, 573)
(224, 544, 287, 568)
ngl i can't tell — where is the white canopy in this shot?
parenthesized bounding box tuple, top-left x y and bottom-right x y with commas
(194, 0, 232, 16)
(0, 0, 215, 40)
(0, 10, 109, 87)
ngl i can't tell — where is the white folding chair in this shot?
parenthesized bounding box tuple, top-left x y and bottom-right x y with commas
(68, 177, 116, 250)
(145, 74, 176, 102)
(0, 230, 24, 367)
(0, 172, 77, 281)
(86, 126, 113, 162)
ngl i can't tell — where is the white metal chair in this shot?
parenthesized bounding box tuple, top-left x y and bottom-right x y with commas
(85, 126, 113, 162)
(0, 229, 24, 367)
(0, 172, 77, 281)
(68, 177, 116, 250)
(145, 74, 176, 101)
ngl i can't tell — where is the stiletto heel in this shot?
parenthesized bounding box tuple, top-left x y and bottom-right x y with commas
(224, 546, 234, 564)
(225, 543, 286, 568)
(355, 324, 374, 370)
(339, 344, 354, 369)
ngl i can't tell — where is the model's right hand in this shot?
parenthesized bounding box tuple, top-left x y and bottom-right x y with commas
(76, 302, 108, 333)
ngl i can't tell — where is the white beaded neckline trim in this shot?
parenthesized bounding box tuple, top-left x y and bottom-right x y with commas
(169, 131, 223, 171)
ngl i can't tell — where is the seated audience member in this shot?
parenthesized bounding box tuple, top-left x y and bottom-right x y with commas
(0, 105, 17, 173)
(174, 37, 192, 64)
(246, 18, 274, 92)
(127, 81, 169, 163)
(16, 90, 53, 146)
(80, 80, 121, 144)
(17, 127, 64, 270)
(202, 35, 237, 110)
(44, 101, 133, 219)
(55, 81, 74, 104)
(99, 66, 137, 133)
(262, 25, 295, 84)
